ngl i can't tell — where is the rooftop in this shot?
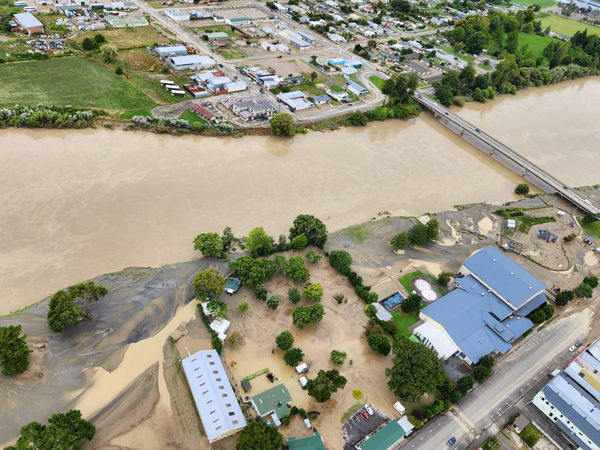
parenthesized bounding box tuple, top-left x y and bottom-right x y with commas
(462, 247, 546, 309)
(565, 340, 600, 402)
(251, 384, 291, 418)
(181, 350, 246, 442)
(358, 420, 406, 450)
(14, 12, 43, 28)
(288, 431, 325, 450)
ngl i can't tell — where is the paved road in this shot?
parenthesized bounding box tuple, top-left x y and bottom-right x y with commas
(402, 310, 592, 450)
(414, 94, 600, 215)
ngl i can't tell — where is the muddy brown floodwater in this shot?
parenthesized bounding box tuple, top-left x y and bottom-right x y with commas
(0, 77, 599, 315)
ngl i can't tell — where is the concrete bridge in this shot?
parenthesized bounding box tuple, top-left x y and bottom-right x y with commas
(414, 94, 600, 215)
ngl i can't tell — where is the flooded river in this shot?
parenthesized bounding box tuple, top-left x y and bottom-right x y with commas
(1, 77, 599, 314)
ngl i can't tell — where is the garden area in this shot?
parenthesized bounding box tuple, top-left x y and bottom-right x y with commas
(391, 311, 419, 337)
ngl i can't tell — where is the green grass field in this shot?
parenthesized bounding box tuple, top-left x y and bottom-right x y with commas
(583, 220, 600, 239)
(0, 58, 155, 110)
(398, 270, 443, 295)
(392, 311, 419, 337)
(369, 75, 386, 90)
(179, 110, 208, 125)
(538, 13, 600, 37)
(514, 0, 555, 7)
(438, 45, 475, 62)
(517, 32, 555, 60)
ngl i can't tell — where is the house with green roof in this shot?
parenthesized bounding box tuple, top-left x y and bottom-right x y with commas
(251, 384, 291, 420)
(358, 420, 406, 450)
(288, 431, 325, 450)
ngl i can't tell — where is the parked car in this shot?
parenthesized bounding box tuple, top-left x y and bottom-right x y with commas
(360, 409, 369, 420)
(447, 437, 456, 446)
(365, 404, 373, 415)
(575, 340, 583, 347)
(569, 345, 576, 352)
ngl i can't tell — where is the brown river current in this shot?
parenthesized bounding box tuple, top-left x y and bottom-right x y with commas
(1, 77, 599, 314)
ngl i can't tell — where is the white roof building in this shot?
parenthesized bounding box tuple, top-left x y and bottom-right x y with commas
(277, 91, 314, 111)
(168, 54, 215, 71)
(164, 8, 190, 21)
(181, 350, 247, 442)
(413, 321, 459, 360)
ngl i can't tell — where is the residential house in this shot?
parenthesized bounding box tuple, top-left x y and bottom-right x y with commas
(277, 91, 314, 111)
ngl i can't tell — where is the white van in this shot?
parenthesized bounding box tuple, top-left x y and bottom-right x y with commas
(299, 376, 308, 387)
(295, 362, 308, 374)
(393, 401, 405, 415)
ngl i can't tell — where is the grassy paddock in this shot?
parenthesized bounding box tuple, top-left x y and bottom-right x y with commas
(369, 75, 386, 90)
(0, 58, 155, 109)
(517, 32, 555, 60)
(583, 220, 600, 239)
(74, 26, 169, 49)
(514, 0, 555, 7)
(538, 13, 600, 37)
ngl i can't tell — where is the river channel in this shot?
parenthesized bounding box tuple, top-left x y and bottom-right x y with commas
(1, 77, 599, 314)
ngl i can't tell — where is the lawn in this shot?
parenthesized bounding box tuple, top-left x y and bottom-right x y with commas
(220, 48, 245, 59)
(438, 45, 475, 62)
(342, 224, 369, 243)
(74, 26, 170, 50)
(514, 0, 555, 7)
(193, 24, 241, 39)
(517, 32, 555, 60)
(519, 423, 542, 447)
(398, 270, 443, 295)
(0, 58, 155, 110)
(120, 108, 153, 119)
(583, 220, 600, 239)
(369, 75, 386, 90)
(538, 13, 600, 37)
(179, 109, 208, 125)
(478, 62, 492, 71)
(392, 311, 419, 337)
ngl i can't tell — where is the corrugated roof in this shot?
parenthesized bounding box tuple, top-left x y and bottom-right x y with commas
(251, 384, 291, 418)
(14, 12, 43, 29)
(288, 432, 325, 449)
(463, 247, 546, 309)
(181, 350, 246, 442)
(359, 420, 406, 450)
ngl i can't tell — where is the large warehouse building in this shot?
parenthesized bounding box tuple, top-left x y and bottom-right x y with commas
(414, 247, 547, 364)
(533, 341, 600, 450)
(181, 350, 246, 443)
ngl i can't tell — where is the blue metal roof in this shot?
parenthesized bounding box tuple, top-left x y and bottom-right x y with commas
(462, 247, 546, 309)
(421, 273, 534, 364)
(542, 373, 600, 450)
(514, 292, 547, 317)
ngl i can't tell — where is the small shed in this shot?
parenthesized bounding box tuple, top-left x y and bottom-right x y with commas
(241, 378, 252, 392)
(513, 415, 530, 433)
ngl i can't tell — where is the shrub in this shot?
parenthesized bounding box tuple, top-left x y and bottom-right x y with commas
(280, 415, 291, 426)
(554, 290, 574, 306)
(515, 183, 530, 195)
(367, 333, 391, 356)
(333, 293, 346, 304)
(115, 66, 123, 75)
(390, 232, 409, 250)
(276, 330, 294, 351)
(291, 233, 308, 250)
(288, 287, 301, 304)
(292, 304, 325, 329)
(437, 272, 453, 286)
(303, 283, 324, 302)
(473, 364, 492, 382)
(254, 284, 267, 301)
(329, 250, 352, 274)
(352, 389, 363, 399)
(583, 276, 598, 288)
(284, 347, 304, 366)
(285, 256, 311, 283)
(266, 295, 280, 310)
(575, 282, 593, 298)
(305, 251, 322, 264)
(457, 375, 474, 394)
(330, 350, 347, 365)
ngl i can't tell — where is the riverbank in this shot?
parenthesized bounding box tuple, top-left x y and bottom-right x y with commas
(1, 188, 598, 448)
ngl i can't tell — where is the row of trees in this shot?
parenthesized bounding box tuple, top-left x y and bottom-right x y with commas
(390, 219, 440, 250)
(0, 105, 97, 129)
(554, 276, 598, 306)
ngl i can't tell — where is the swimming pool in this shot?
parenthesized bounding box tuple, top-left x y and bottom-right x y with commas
(382, 292, 405, 310)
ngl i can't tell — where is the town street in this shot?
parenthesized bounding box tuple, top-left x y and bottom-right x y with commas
(402, 309, 592, 449)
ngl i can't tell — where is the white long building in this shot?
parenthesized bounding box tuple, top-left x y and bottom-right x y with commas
(181, 350, 246, 442)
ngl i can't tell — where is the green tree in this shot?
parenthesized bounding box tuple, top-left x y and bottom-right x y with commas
(473, 364, 492, 382)
(291, 233, 308, 250)
(228, 331, 244, 347)
(386, 337, 447, 402)
(330, 349, 347, 365)
(193, 232, 223, 257)
(437, 272, 453, 286)
(236, 419, 283, 450)
(284, 347, 304, 366)
(381, 73, 418, 105)
(193, 269, 226, 298)
(237, 301, 249, 317)
(289, 214, 328, 248)
(288, 287, 301, 304)
(401, 293, 422, 314)
(408, 223, 430, 246)
(82, 37, 97, 51)
(367, 333, 391, 356)
(346, 111, 368, 126)
(434, 83, 454, 106)
(390, 232, 409, 250)
(254, 284, 268, 301)
(303, 283, 324, 302)
(276, 330, 294, 351)
(306, 369, 347, 402)
(292, 304, 325, 329)
(94, 33, 106, 44)
(285, 256, 310, 283)
(266, 294, 280, 310)
(310, 71, 318, 83)
(425, 219, 439, 241)
(0, 325, 32, 376)
(457, 375, 474, 394)
(515, 183, 530, 195)
(245, 227, 274, 257)
(554, 290, 574, 306)
(221, 226, 236, 252)
(583, 276, 598, 288)
(8, 409, 95, 450)
(47, 282, 108, 333)
(101, 44, 117, 63)
(575, 282, 593, 298)
(270, 112, 296, 136)
(206, 298, 228, 318)
(328, 250, 352, 274)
